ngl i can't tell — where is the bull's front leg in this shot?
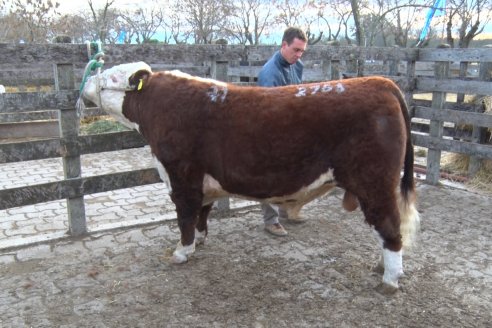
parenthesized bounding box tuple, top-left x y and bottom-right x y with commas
(169, 187, 203, 264)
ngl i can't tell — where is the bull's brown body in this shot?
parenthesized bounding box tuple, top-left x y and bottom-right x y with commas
(82, 63, 419, 291)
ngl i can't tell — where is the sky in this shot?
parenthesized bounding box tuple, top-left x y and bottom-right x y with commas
(3, 0, 491, 39)
(57, 0, 143, 13)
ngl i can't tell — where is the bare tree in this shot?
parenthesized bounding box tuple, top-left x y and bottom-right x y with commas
(52, 14, 93, 43)
(163, 5, 192, 44)
(176, 0, 233, 44)
(274, 0, 323, 44)
(226, 0, 275, 45)
(87, 0, 117, 43)
(446, 0, 492, 48)
(382, 0, 424, 47)
(350, 0, 365, 46)
(316, 0, 353, 43)
(121, 0, 165, 44)
(6, 0, 60, 43)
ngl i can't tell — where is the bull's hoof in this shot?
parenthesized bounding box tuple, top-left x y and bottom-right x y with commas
(195, 230, 207, 245)
(170, 253, 189, 264)
(375, 282, 399, 295)
(195, 237, 206, 245)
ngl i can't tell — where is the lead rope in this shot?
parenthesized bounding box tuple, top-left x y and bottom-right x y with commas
(76, 41, 105, 117)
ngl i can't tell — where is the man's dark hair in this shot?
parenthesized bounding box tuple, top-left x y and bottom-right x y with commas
(282, 27, 307, 45)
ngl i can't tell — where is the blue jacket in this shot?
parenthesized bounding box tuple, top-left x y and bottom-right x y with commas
(257, 51, 303, 87)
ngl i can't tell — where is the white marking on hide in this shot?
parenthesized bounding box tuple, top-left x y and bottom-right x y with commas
(310, 85, 321, 94)
(335, 82, 345, 93)
(81, 62, 151, 131)
(195, 228, 206, 245)
(171, 241, 195, 263)
(166, 70, 228, 87)
(382, 249, 403, 288)
(321, 84, 333, 93)
(207, 85, 228, 103)
(374, 226, 404, 288)
(153, 156, 170, 189)
(202, 174, 229, 205)
(101, 90, 140, 131)
(295, 83, 345, 97)
(200, 169, 336, 209)
(295, 86, 307, 97)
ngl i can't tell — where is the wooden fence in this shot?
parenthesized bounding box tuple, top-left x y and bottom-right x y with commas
(1, 43, 491, 239)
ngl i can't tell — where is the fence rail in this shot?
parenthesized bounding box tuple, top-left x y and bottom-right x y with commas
(1, 43, 491, 242)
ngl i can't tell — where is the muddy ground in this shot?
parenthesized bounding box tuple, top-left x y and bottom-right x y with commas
(0, 183, 491, 327)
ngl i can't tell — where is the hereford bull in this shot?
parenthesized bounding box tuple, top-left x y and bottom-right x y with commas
(80, 62, 419, 292)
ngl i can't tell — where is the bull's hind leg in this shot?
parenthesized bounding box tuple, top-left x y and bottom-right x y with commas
(195, 204, 212, 245)
(359, 195, 403, 294)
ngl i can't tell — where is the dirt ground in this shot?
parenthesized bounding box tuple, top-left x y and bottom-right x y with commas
(1, 183, 491, 327)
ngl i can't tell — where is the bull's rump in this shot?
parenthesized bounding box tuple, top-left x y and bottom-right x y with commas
(139, 75, 407, 200)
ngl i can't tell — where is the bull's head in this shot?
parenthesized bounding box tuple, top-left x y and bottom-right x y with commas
(80, 61, 152, 130)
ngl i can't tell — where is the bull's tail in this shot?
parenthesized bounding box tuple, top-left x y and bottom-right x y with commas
(395, 90, 420, 249)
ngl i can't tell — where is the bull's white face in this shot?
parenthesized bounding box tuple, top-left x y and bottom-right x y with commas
(81, 61, 152, 130)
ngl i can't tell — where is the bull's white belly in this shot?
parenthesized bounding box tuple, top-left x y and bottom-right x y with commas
(202, 169, 337, 208)
(153, 156, 336, 210)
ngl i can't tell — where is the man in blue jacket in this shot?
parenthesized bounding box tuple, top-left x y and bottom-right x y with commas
(257, 27, 308, 236)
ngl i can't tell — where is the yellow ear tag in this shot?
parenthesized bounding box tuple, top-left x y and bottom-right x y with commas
(137, 79, 143, 91)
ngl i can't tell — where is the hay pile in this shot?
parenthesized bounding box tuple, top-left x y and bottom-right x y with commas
(80, 116, 129, 135)
(444, 95, 492, 194)
(442, 153, 492, 194)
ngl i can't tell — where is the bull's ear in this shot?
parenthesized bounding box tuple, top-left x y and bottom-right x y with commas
(129, 69, 151, 91)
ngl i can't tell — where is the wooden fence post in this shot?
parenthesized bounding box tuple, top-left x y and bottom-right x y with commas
(426, 44, 450, 185)
(468, 44, 492, 176)
(405, 56, 417, 106)
(388, 46, 400, 76)
(324, 42, 340, 80)
(212, 59, 230, 211)
(54, 61, 86, 235)
(331, 59, 341, 80)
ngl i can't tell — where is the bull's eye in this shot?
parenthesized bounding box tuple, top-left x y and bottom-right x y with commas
(111, 75, 118, 83)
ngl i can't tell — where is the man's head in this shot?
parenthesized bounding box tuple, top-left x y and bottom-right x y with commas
(280, 27, 308, 64)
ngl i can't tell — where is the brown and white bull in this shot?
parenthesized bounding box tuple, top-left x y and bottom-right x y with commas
(80, 62, 419, 292)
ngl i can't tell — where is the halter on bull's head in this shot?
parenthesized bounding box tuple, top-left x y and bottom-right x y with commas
(79, 62, 152, 130)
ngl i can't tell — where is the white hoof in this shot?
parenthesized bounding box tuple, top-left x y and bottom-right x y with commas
(195, 229, 207, 245)
(171, 253, 188, 264)
(171, 241, 195, 264)
(382, 249, 403, 288)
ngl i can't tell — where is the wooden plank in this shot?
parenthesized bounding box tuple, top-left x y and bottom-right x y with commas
(0, 138, 61, 163)
(0, 120, 59, 139)
(0, 110, 58, 122)
(78, 131, 147, 153)
(412, 99, 476, 112)
(412, 134, 492, 159)
(419, 48, 492, 62)
(0, 90, 79, 113)
(0, 131, 147, 163)
(416, 77, 492, 96)
(411, 121, 473, 140)
(413, 106, 492, 128)
(0, 168, 161, 210)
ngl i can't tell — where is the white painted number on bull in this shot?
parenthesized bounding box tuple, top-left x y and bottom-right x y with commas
(207, 85, 228, 103)
(295, 87, 307, 97)
(310, 85, 321, 95)
(295, 82, 344, 97)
